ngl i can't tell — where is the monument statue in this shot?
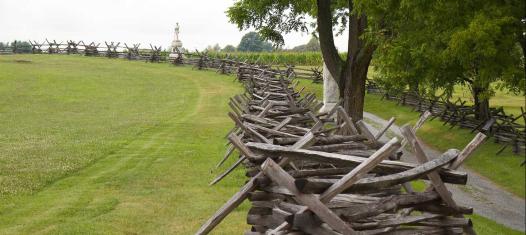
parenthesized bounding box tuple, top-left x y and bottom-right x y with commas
(171, 23, 183, 53)
(170, 23, 184, 61)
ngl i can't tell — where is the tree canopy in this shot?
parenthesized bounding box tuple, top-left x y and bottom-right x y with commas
(237, 32, 273, 52)
(227, 0, 525, 120)
(228, 0, 377, 120)
(363, 0, 525, 119)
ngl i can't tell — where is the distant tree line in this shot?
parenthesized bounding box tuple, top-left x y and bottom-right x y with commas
(206, 32, 320, 53)
(0, 40, 32, 53)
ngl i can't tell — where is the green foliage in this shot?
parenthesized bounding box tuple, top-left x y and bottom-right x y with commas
(13, 40, 32, 53)
(363, 0, 525, 100)
(0, 41, 32, 53)
(227, 0, 355, 46)
(237, 32, 273, 52)
(227, 0, 316, 46)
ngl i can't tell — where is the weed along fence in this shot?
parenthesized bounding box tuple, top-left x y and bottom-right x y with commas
(366, 85, 526, 159)
(197, 65, 488, 234)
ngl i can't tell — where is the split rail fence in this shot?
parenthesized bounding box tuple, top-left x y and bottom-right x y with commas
(366, 82, 525, 159)
(197, 64, 488, 234)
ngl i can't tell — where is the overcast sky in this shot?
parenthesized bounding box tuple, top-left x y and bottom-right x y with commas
(0, 0, 348, 51)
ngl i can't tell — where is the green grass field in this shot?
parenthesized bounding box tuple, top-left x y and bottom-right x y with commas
(0, 55, 247, 234)
(0, 55, 523, 234)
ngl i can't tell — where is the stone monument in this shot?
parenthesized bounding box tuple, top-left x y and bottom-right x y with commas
(169, 23, 183, 59)
(319, 62, 340, 113)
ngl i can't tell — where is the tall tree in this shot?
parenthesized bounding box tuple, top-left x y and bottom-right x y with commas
(366, 0, 525, 120)
(228, 0, 376, 120)
(237, 32, 273, 52)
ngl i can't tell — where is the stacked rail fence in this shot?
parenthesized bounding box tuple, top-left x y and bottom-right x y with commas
(197, 64, 488, 234)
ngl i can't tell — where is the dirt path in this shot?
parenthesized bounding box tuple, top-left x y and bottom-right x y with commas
(363, 112, 526, 232)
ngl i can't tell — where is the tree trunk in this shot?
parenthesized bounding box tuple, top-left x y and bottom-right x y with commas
(316, 0, 375, 121)
(472, 85, 490, 121)
(340, 52, 373, 121)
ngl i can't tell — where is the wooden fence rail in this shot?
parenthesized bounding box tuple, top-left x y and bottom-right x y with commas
(365, 82, 525, 160)
(197, 65, 487, 234)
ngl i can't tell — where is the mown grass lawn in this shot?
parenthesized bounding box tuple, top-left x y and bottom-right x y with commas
(0, 54, 248, 234)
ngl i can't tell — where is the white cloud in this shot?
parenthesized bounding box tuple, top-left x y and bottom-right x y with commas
(0, 0, 348, 51)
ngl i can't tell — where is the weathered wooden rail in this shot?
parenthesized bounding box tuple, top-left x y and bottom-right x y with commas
(365, 84, 525, 159)
(197, 65, 487, 234)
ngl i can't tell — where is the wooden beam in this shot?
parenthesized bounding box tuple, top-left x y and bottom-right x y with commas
(246, 142, 467, 182)
(260, 158, 357, 234)
(209, 155, 246, 186)
(196, 124, 322, 234)
(337, 107, 359, 135)
(374, 117, 396, 140)
(273, 116, 292, 131)
(294, 149, 462, 194)
(449, 132, 487, 169)
(320, 137, 401, 202)
(355, 120, 375, 143)
(215, 144, 235, 169)
(400, 125, 458, 209)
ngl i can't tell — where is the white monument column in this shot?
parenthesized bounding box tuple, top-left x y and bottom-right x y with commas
(319, 62, 340, 113)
